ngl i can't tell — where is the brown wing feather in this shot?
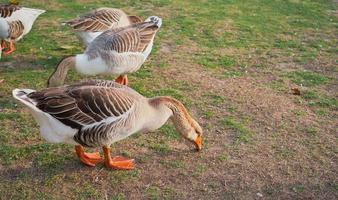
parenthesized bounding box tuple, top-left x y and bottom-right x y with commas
(0, 4, 21, 18)
(8, 20, 24, 39)
(28, 81, 135, 130)
(136, 23, 158, 52)
(128, 15, 142, 24)
(66, 8, 124, 32)
(87, 21, 159, 55)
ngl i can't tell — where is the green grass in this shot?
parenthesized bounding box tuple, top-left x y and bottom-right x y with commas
(305, 127, 318, 137)
(203, 93, 226, 104)
(273, 146, 295, 160)
(217, 154, 229, 162)
(74, 183, 100, 200)
(160, 124, 180, 140)
(150, 142, 171, 154)
(111, 193, 126, 200)
(146, 186, 161, 200)
(220, 117, 254, 144)
(198, 57, 236, 69)
(287, 70, 330, 86)
(193, 164, 206, 176)
(0, 143, 71, 166)
(301, 90, 337, 111)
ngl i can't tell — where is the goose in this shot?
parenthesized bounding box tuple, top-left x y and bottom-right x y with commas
(13, 80, 202, 170)
(48, 16, 162, 87)
(65, 7, 142, 46)
(0, 1, 45, 57)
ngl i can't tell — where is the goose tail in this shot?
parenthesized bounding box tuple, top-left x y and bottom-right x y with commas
(145, 16, 162, 28)
(12, 88, 40, 112)
(21, 7, 46, 15)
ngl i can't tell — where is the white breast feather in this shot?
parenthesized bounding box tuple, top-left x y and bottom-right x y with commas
(108, 52, 145, 73)
(76, 52, 144, 75)
(75, 54, 108, 75)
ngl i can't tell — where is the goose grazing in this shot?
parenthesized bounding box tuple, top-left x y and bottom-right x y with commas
(0, 1, 45, 56)
(65, 8, 142, 46)
(48, 16, 162, 87)
(13, 80, 202, 170)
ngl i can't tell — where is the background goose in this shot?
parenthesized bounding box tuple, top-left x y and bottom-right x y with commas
(48, 16, 162, 87)
(13, 80, 202, 169)
(0, 2, 45, 57)
(65, 7, 142, 46)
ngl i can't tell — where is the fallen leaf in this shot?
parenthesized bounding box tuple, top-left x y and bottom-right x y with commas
(291, 87, 301, 95)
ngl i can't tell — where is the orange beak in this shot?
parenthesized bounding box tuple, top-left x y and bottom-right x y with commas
(194, 135, 202, 151)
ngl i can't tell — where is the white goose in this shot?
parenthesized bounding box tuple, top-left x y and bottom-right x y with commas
(13, 80, 202, 170)
(0, 2, 45, 57)
(65, 7, 142, 46)
(48, 16, 162, 87)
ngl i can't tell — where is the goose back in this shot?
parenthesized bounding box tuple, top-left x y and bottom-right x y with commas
(66, 8, 129, 32)
(26, 80, 143, 147)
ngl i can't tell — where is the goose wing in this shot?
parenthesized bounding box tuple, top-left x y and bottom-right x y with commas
(0, 4, 21, 18)
(66, 8, 127, 32)
(27, 80, 136, 130)
(86, 20, 160, 57)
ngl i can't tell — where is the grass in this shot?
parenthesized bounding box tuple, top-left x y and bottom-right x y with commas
(287, 70, 330, 86)
(150, 142, 171, 154)
(160, 124, 180, 140)
(217, 154, 229, 162)
(146, 186, 160, 200)
(220, 117, 254, 144)
(198, 57, 236, 69)
(0, 0, 337, 199)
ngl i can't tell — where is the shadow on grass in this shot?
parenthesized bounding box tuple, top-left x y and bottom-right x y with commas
(0, 158, 84, 182)
(0, 56, 59, 71)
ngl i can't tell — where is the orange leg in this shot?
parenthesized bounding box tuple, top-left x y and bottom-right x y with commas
(114, 75, 128, 85)
(75, 145, 103, 167)
(3, 40, 15, 55)
(103, 146, 134, 170)
(1, 40, 6, 49)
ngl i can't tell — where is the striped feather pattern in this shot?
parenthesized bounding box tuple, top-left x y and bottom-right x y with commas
(27, 80, 137, 147)
(0, 4, 21, 18)
(8, 20, 24, 39)
(128, 15, 142, 24)
(86, 21, 160, 57)
(66, 8, 127, 32)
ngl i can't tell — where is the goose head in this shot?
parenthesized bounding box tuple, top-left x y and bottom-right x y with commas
(150, 97, 203, 151)
(170, 101, 203, 151)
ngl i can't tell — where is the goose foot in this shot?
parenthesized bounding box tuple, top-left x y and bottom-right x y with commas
(75, 145, 103, 167)
(103, 146, 134, 170)
(115, 75, 128, 85)
(3, 40, 15, 55)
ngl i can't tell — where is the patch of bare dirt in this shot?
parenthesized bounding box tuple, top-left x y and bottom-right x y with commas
(146, 43, 337, 198)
